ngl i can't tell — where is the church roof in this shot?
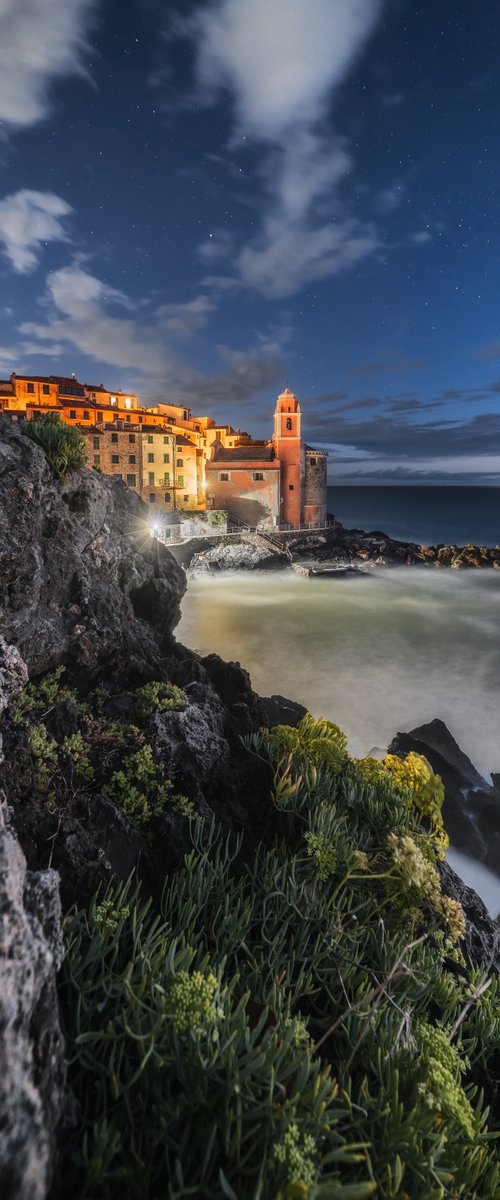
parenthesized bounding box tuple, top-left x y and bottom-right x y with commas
(210, 443, 276, 462)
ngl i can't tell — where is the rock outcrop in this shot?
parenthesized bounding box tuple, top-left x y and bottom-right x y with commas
(389, 719, 500, 875)
(0, 798, 66, 1200)
(188, 540, 287, 577)
(0, 415, 185, 678)
(0, 416, 277, 902)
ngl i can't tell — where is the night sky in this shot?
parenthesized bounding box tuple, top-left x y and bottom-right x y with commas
(1, 0, 500, 483)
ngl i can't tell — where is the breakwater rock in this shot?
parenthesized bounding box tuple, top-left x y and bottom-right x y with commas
(185, 521, 500, 576)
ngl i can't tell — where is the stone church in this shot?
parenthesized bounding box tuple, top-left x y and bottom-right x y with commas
(206, 387, 327, 529)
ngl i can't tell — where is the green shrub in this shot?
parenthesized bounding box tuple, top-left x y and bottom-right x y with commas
(24, 412, 86, 481)
(10, 665, 75, 725)
(134, 680, 187, 721)
(59, 718, 500, 1200)
(207, 509, 228, 527)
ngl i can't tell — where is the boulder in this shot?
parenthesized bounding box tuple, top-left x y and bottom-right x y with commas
(389, 719, 500, 875)
(188, 541, 286, 576)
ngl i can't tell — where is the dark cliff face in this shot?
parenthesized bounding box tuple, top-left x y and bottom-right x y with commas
(0, 415, 278, 906)
(0, 415, 185, 678)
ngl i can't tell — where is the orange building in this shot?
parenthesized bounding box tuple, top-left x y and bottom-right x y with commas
(0, 372, 327, 528)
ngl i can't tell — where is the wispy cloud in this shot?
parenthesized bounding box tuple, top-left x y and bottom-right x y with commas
(0, 0, 95, 129)
(188, 0, 384, 296)
(19, 261, 283, 408)
(0, 189, 72, 272)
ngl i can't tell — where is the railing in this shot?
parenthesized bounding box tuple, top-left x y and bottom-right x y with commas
(159, 517, 335, 547)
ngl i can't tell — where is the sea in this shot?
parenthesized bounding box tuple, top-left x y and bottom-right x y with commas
(328, 485, 500, 548)
(178, 488, 500, 913)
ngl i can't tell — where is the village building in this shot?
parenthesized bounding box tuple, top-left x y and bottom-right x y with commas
(0, 373, 327, 529)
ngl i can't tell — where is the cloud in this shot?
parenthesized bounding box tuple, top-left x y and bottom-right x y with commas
(303, 408, 500, 464)
(189, 0, 384, 296)
(21, 263, 192, 379)
(0, 189, 72, 272)
(0, 0, 95, 129)
(193, 0, 382, 140)
(20, 261, 284, 409)
(155, 294, 215, 337)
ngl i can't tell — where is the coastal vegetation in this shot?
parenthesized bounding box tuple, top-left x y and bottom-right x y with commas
(41, 703, 499, 1199)
(23, 412, 86, 481)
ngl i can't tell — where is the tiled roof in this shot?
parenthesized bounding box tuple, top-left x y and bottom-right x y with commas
(211, 443, 275, 462)
(175, 434, 196, 447)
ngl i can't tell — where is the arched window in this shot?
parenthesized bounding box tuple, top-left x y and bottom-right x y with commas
(286, 418, 292, 430)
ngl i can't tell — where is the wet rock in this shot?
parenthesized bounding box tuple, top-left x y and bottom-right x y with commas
(0, 797, 66, 1200)
(389, 719, 500, 875)
(188, 541, 286, 577)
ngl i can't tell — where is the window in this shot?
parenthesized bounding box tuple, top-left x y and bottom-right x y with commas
(147, 435, 153, 444)
(219, 472, 229, 482)
(96, 410, 102, 418)
(148, 453, 154, 463)
(286, 418, 292, 430)
(129, 454, 136, 464)
(164, 473, 170, 485)
(183, 410, 188, 420)
(289, 484, 294, 491)
(309, 457, 317, 466)
(148, 472, 155, 485)
(164, 492, 171, 503)
(110, 396, 116, 405)
(69, 410, 76, 419)
(163, 453, 170, 463)
(111, 433, 118, 443)
(253, 472, 264, 481)
(149, 494, 156, 502)
(126, 415, 131, 423)
(183, 495, 188, 502)
(83, 410, 89, 420)
(115, 473, 122, 480)
(112, 454, 119, 464)
(177, 475, 184, 487)
(163, 436, 169, 444)
(176, 458, 183, 467)
(93, 436, 100, 449)
(129, 433, 135, 443)
(125, 398, 131, 409)
(27, 383, 35, 394)
(42, 384, 50, 396)
(126, 473, 136, 487)
(93, 455, 100, 466)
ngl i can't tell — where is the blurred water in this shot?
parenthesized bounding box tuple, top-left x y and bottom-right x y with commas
(178, 568, 500, 912)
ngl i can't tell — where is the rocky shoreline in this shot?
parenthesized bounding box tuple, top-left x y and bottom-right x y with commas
(184, 519, 500, 578)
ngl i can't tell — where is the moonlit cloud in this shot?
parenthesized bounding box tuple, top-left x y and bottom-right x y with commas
(190, 0, 384, 296)
(194, 0, 382, 140)
(19, 262, 283, 406)
(0, 189, 72, 272)
(0, 0, 95, 128)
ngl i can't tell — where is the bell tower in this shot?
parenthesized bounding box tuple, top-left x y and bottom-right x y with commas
(273, 387, 304, 527)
